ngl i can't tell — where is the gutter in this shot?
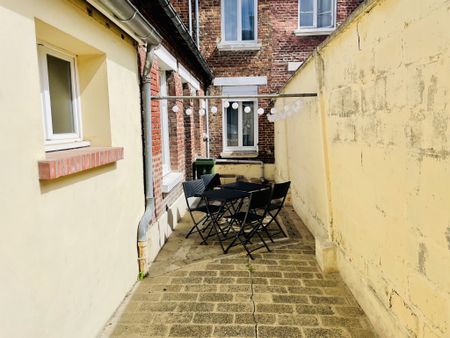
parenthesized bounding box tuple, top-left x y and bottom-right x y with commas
(156, 0, 214, 86)
(94, 0, 161, 275)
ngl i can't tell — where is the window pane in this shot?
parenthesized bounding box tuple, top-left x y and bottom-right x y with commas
(318, 13, 332, 27)
(300, 12, 314, 27)
(318, 0, 332, 12)
(242, 102, 254, 146)
(224, 0, 238, 41)
(226, 105, 239, 147)
(300, 0, 313, 12)
(47, 55, 75, 134)
(241, 0, 255, 41)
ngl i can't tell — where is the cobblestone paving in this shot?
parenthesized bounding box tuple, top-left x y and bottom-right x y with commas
(103, 207, 377, 338)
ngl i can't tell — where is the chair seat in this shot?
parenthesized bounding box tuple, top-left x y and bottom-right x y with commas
(192, 204, 221, 213)
(229, 212, 264, 223)
(268, 201, 283, 211)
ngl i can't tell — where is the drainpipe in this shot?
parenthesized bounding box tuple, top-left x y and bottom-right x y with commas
(205, 90, 210, 158)
(137, 45, 158, 275)
(94, 0, 161, 275)
(215, 158, 265, 181)
(188, 0, 193, 36)
(195, 0, 200, 46)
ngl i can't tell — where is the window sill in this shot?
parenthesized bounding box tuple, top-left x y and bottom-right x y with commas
(38, 147, 124, 180)
(217, 42, 262, 51)
(294, 28, 335, 36)
(162, 171, 183, 193)
(221, 150, 258, 159)
(45, 140, 91, 152)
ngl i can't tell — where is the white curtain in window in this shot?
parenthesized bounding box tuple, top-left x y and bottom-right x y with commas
(241, 0, 255, 40)
(299, 0, 314, 27)
(318, 0, 333, 27)
(224, 0, 238, 41)
(242, 102, 254, 146)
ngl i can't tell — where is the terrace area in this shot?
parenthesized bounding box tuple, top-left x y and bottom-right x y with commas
(101, 205, 376, 338)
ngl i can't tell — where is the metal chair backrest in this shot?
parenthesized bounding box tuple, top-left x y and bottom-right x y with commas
(249, 187, 273, 212)
(271, 181, 291, 201)
(201, 173, 221, 190)
(182, 179, 206, 200)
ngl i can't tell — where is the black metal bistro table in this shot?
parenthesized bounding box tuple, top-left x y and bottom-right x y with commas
(201, 188, 250, 253)
(220, 181, 267, 192)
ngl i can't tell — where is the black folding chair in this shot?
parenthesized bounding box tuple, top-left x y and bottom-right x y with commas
(263, 181, 291, 239)
(201, 173, 222, 191)
(225, 187, 273, 259)
(182, 179, 220, 241)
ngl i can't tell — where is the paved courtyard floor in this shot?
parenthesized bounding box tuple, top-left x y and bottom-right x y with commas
(101, 206, 377, 338)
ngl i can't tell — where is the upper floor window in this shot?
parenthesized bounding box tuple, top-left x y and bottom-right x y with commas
(38, 44, 84, 148)
(221, 0, 257, 44)
(296, 0, 336, 36)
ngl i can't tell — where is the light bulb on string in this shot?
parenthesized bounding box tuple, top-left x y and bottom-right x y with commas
(172, 105, 180, 113)
(210, 106, 218, 114)
(257, 107, 265, 116)
(185, 107, 193, 116)
(270, 107, 277, 115)
(232, 102, 239, 110)
(199, 108, 206, 116)
(223, 101, 230, 108)
(244, 106, 251, 113)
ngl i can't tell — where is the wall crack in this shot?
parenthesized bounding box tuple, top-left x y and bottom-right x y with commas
(247, 260, 258, 338)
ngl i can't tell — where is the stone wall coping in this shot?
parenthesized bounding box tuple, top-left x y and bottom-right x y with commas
(38, 146, 124, 180)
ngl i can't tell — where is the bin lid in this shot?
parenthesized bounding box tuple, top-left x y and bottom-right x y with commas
(195, 158, 215, 165)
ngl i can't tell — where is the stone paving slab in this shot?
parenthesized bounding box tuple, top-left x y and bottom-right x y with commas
(101, 207, 377, 338)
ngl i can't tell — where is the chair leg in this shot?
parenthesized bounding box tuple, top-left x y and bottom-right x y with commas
(186, 213, 208, 241)
(266, 210, 288, 238)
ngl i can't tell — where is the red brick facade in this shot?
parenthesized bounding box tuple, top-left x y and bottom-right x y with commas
(171, 0, 363, 163)
(141, 48, 207, 220)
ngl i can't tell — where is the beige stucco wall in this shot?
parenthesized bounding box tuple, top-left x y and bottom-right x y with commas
(275, 0, 450, 337)
(0, 1, 144, 337)
(215, 163, 276, 181)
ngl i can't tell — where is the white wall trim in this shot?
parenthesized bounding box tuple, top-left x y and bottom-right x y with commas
(213, 76, 267, 86)
(288, 62, 303, 72)
(155, 45, 177, 71)
(178, 64, 200, 90)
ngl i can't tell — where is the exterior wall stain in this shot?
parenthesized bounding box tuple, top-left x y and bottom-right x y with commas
(275, 0, 450, 337)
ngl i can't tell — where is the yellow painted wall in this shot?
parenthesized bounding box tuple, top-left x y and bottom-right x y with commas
(0, 1, 144, 337)
(275, 0, 450, 337)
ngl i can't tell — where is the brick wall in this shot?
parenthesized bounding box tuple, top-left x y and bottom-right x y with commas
(170, 0, 363, 164)
(143, 49, 207, 221)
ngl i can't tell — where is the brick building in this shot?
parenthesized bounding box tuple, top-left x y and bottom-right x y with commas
(170, 0, 363, 163)
(133, 1, 213, 226)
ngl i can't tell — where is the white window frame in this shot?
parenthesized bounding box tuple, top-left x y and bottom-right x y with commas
(159, 71, 171, 176)
(220, 0, 258, 45)
(222, 99, 258, 152)
(38, 43, 84, 148)
(295, 0, 337, 36)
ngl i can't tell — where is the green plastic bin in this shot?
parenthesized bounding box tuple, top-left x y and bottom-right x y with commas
(193, 158, 215, 179)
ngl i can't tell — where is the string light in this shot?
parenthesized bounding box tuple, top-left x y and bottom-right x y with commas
(232, 102, 239, 110)
(211, 106, 218, 114)
(270, 107, 276, 114)
(244, 106, 251, 113)
(257, 107, 265, 115)
(199, 108, 206, 116)
(172, 105, 179, 113)
(185, 107, 193, 116)
(223, 101, 230, 108)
